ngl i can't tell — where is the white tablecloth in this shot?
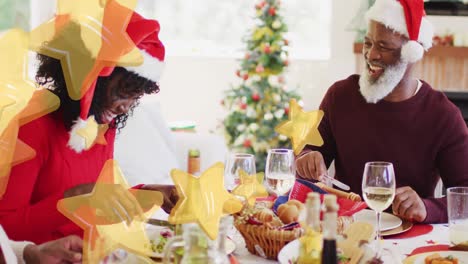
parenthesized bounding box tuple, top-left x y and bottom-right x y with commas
(234, 224, 450, 264)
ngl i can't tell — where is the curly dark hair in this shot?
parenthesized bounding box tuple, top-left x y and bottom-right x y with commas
(35, 23, 160, 131)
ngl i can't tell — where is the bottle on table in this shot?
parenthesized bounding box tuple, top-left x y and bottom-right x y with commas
(297, 192, 322, 264)
(187, 149, 200, 175)
(321, 194, 339, 264)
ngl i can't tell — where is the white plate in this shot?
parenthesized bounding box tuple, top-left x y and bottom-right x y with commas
(278, 239, 299, 264)
(353, 209, 402, 232)
(410, 251, 468, 264)
(278, 238, 381, 264)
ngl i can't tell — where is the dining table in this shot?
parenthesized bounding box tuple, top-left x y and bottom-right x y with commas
(233, 223, 454, 264)
(145, 205, 463, 264)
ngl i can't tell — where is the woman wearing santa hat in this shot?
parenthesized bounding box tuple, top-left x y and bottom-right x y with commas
(296, 0, 468, 224)
(0, 11, 178, 244)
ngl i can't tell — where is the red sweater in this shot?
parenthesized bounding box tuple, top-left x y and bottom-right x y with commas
(0, 112, 115, 244)
(301, 75, 468, 223)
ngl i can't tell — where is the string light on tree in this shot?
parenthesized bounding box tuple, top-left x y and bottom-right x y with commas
(221, 0, 301, 171)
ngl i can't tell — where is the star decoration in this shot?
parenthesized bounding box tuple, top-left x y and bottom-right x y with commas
(298, 226, 322, 256)
(29, 0, 141, 101)
(95, 124, 109, 146)
(0, 97, 16, 120)
(0, 29, 60, 197)
(232, 170, 268, 206)
(168, 162, 243, 240)
(0, 29, 36, 137)
(275, 99, 324, 155)
(76, 116, 99, 150)
(57, 159, 163, 263)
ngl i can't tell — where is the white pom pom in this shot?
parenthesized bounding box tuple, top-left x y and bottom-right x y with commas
(401, 41, 424, 63)
(67, 118, 88, 153)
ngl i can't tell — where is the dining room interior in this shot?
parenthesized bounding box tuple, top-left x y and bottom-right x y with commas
(1, 0, 468, 263)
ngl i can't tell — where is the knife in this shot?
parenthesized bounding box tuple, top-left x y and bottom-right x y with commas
(322, 174, 350, 191)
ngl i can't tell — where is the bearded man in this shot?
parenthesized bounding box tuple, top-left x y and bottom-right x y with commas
(296, 0, 468, 224)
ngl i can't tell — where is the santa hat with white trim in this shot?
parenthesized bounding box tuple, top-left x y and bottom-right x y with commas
(68, 12, 165, 153)
(365, 0, 434, 63)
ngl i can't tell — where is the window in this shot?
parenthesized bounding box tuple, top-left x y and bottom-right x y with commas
(136, 0, 331, 60)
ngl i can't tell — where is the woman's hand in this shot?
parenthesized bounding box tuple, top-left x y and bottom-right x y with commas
(24, 235, 83, 264)
(139, 184, 179, 214)
(64, 183, 144, 225)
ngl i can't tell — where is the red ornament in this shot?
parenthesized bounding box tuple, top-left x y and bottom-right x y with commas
(283, 59, 289, 66)
(242, 73, 249, 80)
(256, 64, 265, 73)
(240, 103, 247, 110)
(243, 139, 252, 148)
(245, 53, 251, 59)
(252, 93, 260, 102)
(268, 7, 276, 16)
(284, 39, 289, 45)
(278, 76, 285, 83)
(263, 44, 271, 54)
(284, 107, 289, 115)
(236, 70, 241, 77)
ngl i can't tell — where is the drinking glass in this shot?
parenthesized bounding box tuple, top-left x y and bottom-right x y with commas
(265, 149, 296, 196)
(361, 161, 396, 252)
(447, 187, 468, 245)
(224, 153, 256, 191)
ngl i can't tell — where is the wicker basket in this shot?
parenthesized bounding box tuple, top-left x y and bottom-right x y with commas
(234, 220, 302, 260)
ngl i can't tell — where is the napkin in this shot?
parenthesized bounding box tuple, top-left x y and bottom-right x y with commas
(286, 179, 367, 217)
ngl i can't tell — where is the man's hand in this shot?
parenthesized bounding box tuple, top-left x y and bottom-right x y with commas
(139, 184, 178, 214)
(24, 235, 83, 264)
(392, 186, 427, 222)
(295, 151, 327, 181)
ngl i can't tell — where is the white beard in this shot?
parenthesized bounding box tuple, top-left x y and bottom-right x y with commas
(359, 60, 408, 104)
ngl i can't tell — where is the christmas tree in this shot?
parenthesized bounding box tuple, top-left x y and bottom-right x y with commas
(222, 0, 301, 171)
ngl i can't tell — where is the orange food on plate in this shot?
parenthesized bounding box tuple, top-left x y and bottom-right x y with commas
(424, 253, 459, 264)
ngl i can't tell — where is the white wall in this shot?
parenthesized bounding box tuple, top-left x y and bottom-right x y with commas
(158, 0, 362, 134)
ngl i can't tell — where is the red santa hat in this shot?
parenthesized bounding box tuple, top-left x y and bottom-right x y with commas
(365, 0, 433, 63)
(68, 12, 165, 153)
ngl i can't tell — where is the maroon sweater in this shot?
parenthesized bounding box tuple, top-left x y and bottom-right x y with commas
(302, 75, 468, 223)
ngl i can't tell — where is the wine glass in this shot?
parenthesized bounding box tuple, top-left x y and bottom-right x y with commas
(265, 149, 296, 196)
(362, 161, 396, 253)
(224, 153, 256, 191)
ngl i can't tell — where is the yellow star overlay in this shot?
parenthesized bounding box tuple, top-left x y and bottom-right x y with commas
(0, 97, 15, 120)
(232, 170, 268, 206)
(95, 124, 109, 146)
(298, 225, 322, 258)
(0, 29, 60, 197)
(29, 0, 142, 100)
(57, 159, 163, 263)
(76, 116, 99, 150)
(275, 99, 324, 155)
(169, 162, 243, 240)
(0, 29, 35, 137)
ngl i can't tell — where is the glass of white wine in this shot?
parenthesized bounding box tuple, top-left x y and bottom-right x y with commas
(362, 161, 396, 252)
(224, 153, 256, 191)
(265, 149, 296, 196)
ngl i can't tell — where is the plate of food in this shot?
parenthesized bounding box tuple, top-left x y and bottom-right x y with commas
(147, 225, 236, 259)
(353, 209, 402, 231)
(404, 251, 468, 264)
(278, 238, 382, 264)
